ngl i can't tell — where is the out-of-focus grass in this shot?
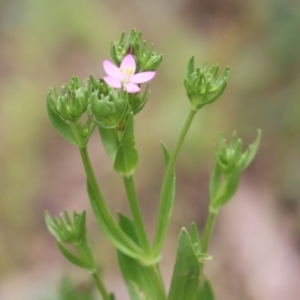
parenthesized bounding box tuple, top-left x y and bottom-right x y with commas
(0, 0, 300, 299)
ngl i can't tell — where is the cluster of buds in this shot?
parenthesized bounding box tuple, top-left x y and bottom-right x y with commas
(45, 211, 96, 271)
(47, 77, 89, 122)
(184, 57, 229, 110)
(110, 28, 162, 72)
(45, 210, 87, 246)
(209, 130, 261, 212)
(90, 88, 129, 128)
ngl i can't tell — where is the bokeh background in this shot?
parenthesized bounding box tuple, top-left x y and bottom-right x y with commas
(1, 0, 300, 299)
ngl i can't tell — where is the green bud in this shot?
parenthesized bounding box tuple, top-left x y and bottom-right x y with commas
(45, 210, 87, 246)
(210, 130, 261, 212)
(90, 88, 129, 128)
(184, 57, 229, 110)
(128, 85, 149, 115)
(110, 28, 162, 72)
(47, 77, 89, 122)
(88, 76, 110, 98)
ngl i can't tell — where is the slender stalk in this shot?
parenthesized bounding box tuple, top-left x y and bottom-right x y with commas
(199, 209, 217, 275)
(123, 175, 152, 256)
(153, 108, 197, 253)
(91, 270, 111, 300)
(149, 265, 167, 300)
(77, 242, 111, 300)
(151, 264, 167, 299)
(79, 147, 141, 255)
(201, 210, 217, 253)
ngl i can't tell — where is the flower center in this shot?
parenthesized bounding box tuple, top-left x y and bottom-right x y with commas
(120, 67, 134, 84)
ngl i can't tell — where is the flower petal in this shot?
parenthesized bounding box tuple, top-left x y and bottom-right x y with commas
(120, 54, 136, 74)
(103, 76, 122, 88)
(103, 60, 122, 78)
(131, 72, 155, 84)
(124, 83, 140, 93)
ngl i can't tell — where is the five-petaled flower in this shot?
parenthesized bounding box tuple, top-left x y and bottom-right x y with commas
(103, 54, 155, 93)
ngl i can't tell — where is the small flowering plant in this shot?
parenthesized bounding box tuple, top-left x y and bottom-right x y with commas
(45, 29, 261, 300)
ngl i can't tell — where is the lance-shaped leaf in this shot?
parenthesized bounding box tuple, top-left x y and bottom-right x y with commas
(153, 142, 176, 255)
(239, 129, 262, 170)
(168, 229, 200, 300)
(114, 113, 138, 177)
(117, 214, 165, 300)
(99, 127, 119, 162)
(86, 180, 143, 261)
(46, 97, 77, 146)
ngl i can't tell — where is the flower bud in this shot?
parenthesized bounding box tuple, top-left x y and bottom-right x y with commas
(47, 77, 89, 122)
(90, 88, 129, 128)
(45, 211, 87, 246)
(184, 57, 229, 110)
(88, 76, 110, 98)
(128, 85, 149, 115)
(209, 130, 261, 211)
(110, 28, 162, 72)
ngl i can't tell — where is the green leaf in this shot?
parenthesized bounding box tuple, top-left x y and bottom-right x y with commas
(240, 129, 262, 170)
(197, 277, 215, 300)
(118, 213, 139, 244)
(46, 97, 78, 146)
(114, 113, 138, 176)
(57, 241, 92, 270)
(99, 127, 119, 162)
(86, 180, 142, 260)
(58, 276, 96, 300)
(168, 229, 200, 300)
(117, 214, 165, 300)
(153, 142, 176, 255)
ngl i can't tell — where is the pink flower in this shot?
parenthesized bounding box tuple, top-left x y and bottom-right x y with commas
(103, 54, 155, 93)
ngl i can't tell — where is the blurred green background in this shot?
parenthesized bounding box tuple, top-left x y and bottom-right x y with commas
(1, 0, 300, 299)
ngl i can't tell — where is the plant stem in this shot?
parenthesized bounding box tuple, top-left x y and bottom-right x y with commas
(153, 108, 197, 253)
(149, 264, 167, 300)
(199, 209, 217, 276)
(201, 210, 217, 253)
(91, 270, 111, 300)
(123, 175, 152, 256)
(77, 242, 111, 300)
(79, 147, 141, 255)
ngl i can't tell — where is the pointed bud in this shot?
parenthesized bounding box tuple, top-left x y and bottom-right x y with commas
(209, 130, 261, 212)
(128, 85, 149, 115)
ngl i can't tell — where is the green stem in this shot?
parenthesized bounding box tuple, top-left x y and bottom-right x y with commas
(199, 209, 217, 275)
(149, 264, 167, 300)
(201, 210, 217, 253)
(154, 108, 197, 253)
(77, 242, 110, 300)
(79, 147, 142, 256)
(91, 270, 111, 300)
(123, 175, 152, 256)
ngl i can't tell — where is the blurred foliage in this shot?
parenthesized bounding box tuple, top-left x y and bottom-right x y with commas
(57, 277, 95, 300)
(0, 0, 300, 299)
